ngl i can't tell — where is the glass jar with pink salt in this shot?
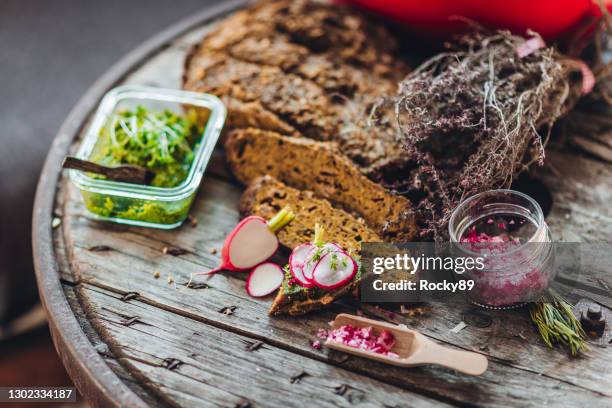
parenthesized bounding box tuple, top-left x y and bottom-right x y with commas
(449, 190, 554, 309)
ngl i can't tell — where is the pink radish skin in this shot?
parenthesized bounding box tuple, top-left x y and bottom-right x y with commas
(246, 262, 284, 297)
(312, 250, 357, 290)
(289, 243, 315, 288)
(199, 216, 279, 275)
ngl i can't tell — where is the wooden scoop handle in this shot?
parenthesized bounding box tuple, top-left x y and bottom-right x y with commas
(411, 339, 488, 376)
(63, 156, 114, 176)
(62, 156, 153, 185)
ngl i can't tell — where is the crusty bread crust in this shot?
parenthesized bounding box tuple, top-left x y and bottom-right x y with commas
(228, 128, 417, 241)
(269, 280, 359, 316)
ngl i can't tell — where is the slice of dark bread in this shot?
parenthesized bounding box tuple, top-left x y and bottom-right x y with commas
(240, 175, 374, 316)
(227, 128, 417, 241)
(181, 0, 413, 180)
(270, 279, 359, 316)
(240, 175, 381, 254)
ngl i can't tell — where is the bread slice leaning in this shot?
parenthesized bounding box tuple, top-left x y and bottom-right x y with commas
(240, 175, 379, 316)
(240, 175, 381, 254)
(226, 128, 417, 242)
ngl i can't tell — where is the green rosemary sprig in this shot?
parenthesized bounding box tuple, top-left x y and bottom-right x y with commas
(530, 292, 588, 356)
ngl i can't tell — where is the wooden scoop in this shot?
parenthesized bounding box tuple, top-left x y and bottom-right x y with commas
(63, 156, 155, 185)
(325, 313, 488, 376)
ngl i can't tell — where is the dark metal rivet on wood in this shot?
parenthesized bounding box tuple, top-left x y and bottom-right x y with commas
(121, 316, 141, 327)
(587, 305, 602, 320)
(218, 306, 237, 315)
(289, 371, 309, 384)
(244, 340, 263, 352)
(89, 245, 112, 252)
(581, 304, 606, 337)
(163, 358, 183, 371)
(334, 384, 349, 396)
(162, 246, 189, 256)
(183, 281, 210, 289)
(121, 292, 140, 302)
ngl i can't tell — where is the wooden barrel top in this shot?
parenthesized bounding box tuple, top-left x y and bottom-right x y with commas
(33, 1, 612, 407)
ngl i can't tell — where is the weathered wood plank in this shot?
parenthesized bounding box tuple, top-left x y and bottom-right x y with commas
(538, 149, 612, 243)
(79, 283, 448, 408)
(60, 174, 612, 407)
(62, 284, 166, 408)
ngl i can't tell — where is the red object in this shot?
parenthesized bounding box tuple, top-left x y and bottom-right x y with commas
(340, 0, 611, 40)
(198, 215, 280, 276)
(246, 262, 284, 297)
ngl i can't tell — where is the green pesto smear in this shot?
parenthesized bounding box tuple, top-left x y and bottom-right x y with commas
(90, 106, 202, 187)
(83, 106, 203, 226)
(282, 260, 362, 296)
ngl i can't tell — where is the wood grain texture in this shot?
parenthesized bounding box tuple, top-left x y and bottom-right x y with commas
(34, 2, 612, 407)
(78, 283, 447, 408)
(59, 173, 612, 407)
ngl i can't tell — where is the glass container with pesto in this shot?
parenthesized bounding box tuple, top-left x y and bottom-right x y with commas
(69, 86, 226, 229)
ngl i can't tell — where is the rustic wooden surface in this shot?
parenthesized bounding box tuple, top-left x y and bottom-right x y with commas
(33, 2, 612, 407)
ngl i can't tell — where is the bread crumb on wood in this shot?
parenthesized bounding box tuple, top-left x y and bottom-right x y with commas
(210, 248, 217, 255)
(187, 214, 198, 227)
(153, 271, 161, 279)
(52, 217, 62, 229)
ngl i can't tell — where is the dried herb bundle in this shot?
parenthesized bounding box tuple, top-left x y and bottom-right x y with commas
(530, 292, 588, 356)
(372, 31, 584, 239)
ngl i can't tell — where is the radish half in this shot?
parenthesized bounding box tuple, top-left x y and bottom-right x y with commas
(312, 250, 358, 289)
(246, 262, 284, 297)
(288, 243, 315, 288)
(198, 207, 295, 275)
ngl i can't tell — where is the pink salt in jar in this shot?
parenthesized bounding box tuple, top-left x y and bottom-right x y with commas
(449, 189, 554, 309)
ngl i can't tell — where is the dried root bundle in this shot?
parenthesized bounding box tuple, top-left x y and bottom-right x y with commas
(373, 31, 584, 239)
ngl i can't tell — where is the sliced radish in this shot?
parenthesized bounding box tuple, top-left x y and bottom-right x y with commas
(289, 243, 315, 288)
(246, 262, 284, 297)
(197, 207, 295, 275)
(302, 243, 337, 282)
(312, 250, 357, 290)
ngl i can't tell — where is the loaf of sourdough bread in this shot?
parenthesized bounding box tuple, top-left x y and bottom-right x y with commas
(227, 128, 417, 241)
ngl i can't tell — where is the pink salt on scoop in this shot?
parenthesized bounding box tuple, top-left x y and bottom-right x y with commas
(325, 325, 399, 358)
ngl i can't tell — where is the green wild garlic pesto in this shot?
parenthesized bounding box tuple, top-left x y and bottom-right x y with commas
(84, 106, 203, 225)
(90, 106, 202, 187)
